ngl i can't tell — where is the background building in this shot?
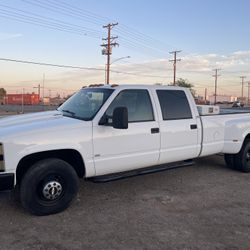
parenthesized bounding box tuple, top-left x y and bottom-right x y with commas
(209, 95, 238, 104)
(5, 93, 39, 105)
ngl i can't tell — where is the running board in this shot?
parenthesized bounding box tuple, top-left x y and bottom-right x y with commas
(88, 159, 194, 183)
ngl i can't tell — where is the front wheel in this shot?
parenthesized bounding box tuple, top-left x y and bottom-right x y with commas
(20, 158, 79, 216)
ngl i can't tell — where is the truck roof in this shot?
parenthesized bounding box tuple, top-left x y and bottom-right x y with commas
(84, 84, 187, 91)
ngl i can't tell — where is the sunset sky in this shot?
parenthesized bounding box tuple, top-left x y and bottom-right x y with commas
(0, 0, 250, 98)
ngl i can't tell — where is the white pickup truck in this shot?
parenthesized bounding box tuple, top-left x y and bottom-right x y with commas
(1, 84, 250, 215)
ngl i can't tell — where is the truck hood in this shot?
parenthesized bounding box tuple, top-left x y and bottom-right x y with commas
(0, 110, 87, 141)
(0, 110, 62, 128)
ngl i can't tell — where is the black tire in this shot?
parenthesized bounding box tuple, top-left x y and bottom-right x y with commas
(224, 154, 237, 170)
(234, 139, 250, 173)
(20, 158, 79, 216)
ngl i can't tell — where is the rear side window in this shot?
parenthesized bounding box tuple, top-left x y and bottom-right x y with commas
(106, 89, 154, 122)
(156, 90, 192, 120)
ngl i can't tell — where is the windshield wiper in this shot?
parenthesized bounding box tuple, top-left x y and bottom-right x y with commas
(61, 109, 76, 116)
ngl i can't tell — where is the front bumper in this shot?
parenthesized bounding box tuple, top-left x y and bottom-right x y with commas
(0, 173, 14, 191)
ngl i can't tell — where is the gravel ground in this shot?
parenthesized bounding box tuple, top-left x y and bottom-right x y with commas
(0, 155, 250, 250)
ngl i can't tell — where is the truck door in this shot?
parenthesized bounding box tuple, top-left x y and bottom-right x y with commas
(92, 89, 160, 176)
(155, 89, 200, 164)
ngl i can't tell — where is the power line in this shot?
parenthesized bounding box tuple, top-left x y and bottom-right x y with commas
(20, 0, 176, 58)
(116, 25, 175, 51)
(0, 57, 104, 71)
(31, 0, 175, 50)
(1, 1, 189, 61)
(14, 4, 163, 57)
(0, 5, 102, 38)
(0, 57, 170, 79)
(0, 14, 101, 39)
(21, 0, 106, 26)
(119, 36, 168, 56)
(0, 3, 103, 35)
(0, 3, 167, 59)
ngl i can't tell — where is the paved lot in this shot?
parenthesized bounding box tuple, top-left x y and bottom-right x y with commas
(0, 155, 250, 250)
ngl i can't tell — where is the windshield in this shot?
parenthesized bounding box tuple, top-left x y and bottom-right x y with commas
(58, 88, 114, 121)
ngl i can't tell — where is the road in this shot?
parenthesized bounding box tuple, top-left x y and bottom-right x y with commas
(0, 104, 57, 116)
(0, 155, 250, 250)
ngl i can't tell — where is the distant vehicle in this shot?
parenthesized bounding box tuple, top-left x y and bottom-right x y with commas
(232, 101, 244, 108)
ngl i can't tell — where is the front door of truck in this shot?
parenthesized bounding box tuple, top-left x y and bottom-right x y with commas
(92, 89, 160, 176)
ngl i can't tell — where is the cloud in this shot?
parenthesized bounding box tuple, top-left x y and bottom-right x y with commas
(3, 50, 250, 97)
(38, 50, 250, 92)
(180, 51, 250, 71)
(0, 33, 22, 41)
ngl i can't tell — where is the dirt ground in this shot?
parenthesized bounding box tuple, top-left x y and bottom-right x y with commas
(0, 155, 250, 250)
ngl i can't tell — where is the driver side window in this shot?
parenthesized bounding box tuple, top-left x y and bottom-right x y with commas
(106, 89, 154, 122)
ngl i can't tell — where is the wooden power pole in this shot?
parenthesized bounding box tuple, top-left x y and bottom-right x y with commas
(169, 50, 181, 85)
(101, 23, 119, 85)
(247, 82, 250, 106)
(212, 69, 221, 105)
(240, 76, 246, 99)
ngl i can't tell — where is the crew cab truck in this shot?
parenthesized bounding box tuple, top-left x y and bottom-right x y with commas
(1, 84, 250, 216)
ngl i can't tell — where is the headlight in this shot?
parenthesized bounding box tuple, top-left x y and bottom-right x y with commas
(0, 144, 5, 172)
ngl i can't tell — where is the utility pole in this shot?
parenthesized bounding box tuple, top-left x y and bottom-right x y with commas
(169, 50, 181, 85)
(34, 84, 44, 103)
(21, 88, 24, 114)
(247, 82, 250, 106)
(204, 88, 207, 102)
(42, 74, 45, 101)
(212, 69, 221, 105)
(34, 84, 41, 100)
(240, 76, 246, 99)
(101, 23, 119, 85)
(42, 73, 45, 110)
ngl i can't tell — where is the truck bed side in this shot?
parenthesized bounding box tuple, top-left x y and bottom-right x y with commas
(200, 113, 250, 156)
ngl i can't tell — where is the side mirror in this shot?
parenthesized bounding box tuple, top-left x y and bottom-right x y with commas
(112, 107, 128, 129)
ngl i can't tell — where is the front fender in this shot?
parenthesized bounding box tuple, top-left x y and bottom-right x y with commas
(3, 123, 95, 177)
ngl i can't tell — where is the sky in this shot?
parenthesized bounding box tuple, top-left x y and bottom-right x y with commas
(0, 0, 250, 97)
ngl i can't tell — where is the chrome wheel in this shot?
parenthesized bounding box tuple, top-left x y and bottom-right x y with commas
(42, 180, 63, 200)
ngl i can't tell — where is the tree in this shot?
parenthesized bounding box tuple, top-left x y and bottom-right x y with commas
(176, 78, 193, 88)
(0, 88, 6, 99)
(176, 78, 195, 96)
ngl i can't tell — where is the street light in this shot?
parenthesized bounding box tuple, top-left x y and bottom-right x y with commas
(105, 56, 131, 84)
(111, 56, 131, 65)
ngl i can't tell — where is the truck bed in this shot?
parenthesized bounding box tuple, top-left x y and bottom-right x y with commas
(219, 108, 250, 115)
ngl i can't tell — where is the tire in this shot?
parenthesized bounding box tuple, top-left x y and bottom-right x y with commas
(20, 158, 79, 216)
(234, 139, 250, 173)
(224, 154, 237, 170)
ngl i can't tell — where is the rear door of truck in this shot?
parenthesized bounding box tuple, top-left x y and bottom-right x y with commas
(154, 88, 201, 164)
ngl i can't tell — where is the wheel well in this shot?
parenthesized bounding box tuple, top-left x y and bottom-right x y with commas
(16, 149, 85, 185)
(239, 134, 250, 152)
(245, 134, 250, 141)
